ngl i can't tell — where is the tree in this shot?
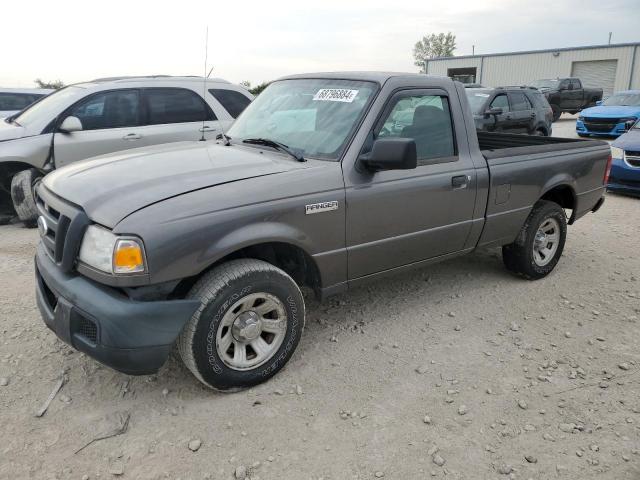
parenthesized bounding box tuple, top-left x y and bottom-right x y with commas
(241, 80, 270, 96)
(413, 33, 456, 72)
(34, 78, 65, 90)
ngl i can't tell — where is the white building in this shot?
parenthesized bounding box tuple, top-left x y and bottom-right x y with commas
(425, 42, 640, 97)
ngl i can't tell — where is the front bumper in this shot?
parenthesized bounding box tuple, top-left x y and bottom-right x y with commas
(35, 245, 200, 375)
(608, 160, 640, 196)
(576, 119, 629, 137)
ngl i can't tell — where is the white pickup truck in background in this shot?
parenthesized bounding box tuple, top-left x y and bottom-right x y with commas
(0, 76, 253, 225)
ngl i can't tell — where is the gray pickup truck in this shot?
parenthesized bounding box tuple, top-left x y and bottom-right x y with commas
(34, 72, 610, 391)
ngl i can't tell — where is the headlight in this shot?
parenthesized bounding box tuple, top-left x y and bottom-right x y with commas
(78, 225, 146, 274)
(610, 146, 624, 160)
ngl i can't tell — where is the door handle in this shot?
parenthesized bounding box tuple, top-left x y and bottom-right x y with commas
(123, 133, 142, 140)
(452, 175, 470, 189)
(199, 125, 217, 132)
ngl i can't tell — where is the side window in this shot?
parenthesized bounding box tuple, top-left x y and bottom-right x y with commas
(571, 79, 581, 89)
(490, 94, 509, 111)
(509, 92, 531, 111)
(208, 89, 251, 118)
(376, 94, 456, 164)
(144, 88, 215, 125)
(0, 93, 39, 111)
(69, 90, 140, 130)
(560, 80, 570, 90)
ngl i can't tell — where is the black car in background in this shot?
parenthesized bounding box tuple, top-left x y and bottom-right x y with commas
(466, 86, 554, 136)
(531, 78, 602, 121)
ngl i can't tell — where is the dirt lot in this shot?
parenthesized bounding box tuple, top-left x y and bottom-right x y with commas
(1, 191, 639, 480)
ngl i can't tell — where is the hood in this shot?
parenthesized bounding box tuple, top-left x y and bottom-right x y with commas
(612, 127, 640, 150)
(43, 141, 311, 227)
(580, 105, 640, 118)
(0, 119, 26, 142)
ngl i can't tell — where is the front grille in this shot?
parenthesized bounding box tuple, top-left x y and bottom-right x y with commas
(35, 186, 89, 273)
(76, 317, 98, 343)
(625, 151, 640, 168)
(583, 117, 619, 132)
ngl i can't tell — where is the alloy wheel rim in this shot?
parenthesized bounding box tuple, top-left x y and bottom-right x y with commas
(216, 292, 287, 371)
(532, 217, 560, 267)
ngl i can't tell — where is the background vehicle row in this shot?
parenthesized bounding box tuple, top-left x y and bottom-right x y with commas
(0, 76, 253, 225)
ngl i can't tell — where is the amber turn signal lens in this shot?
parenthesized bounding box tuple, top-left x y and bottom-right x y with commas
(113, 239, 145, 274)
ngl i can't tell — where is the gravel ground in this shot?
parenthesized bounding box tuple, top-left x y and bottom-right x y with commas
(0, 191, 639, 480)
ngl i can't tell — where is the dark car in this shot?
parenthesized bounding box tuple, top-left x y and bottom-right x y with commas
(466, 86, 554, 136)
(609, 121, 640, 196)
(531, 78, 602, 121)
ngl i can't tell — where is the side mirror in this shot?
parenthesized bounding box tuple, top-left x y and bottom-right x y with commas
(359, 137, 417, 171)
(58, 116, 83, 133)
(485, 107, 503, 117)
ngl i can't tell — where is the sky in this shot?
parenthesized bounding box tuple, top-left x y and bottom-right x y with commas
(2, 0, 638, 88)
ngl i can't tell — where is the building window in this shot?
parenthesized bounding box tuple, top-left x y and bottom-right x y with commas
(447, 67, 477, 84)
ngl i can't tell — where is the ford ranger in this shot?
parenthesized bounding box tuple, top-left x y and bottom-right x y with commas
(34, 72, 610, 391)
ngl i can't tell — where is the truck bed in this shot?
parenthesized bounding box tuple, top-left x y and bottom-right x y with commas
(478, 131, 607, 159)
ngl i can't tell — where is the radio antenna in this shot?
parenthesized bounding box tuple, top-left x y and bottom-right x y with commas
(199, 26, 209, 142)
(199, 27, 229, 145)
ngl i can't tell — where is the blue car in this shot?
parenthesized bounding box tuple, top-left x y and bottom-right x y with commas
(609, 123, 640, 196)
(576, 90, 640, 137)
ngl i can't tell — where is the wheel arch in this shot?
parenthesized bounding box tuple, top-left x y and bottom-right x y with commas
(0, 161, 42, 191)
(173, 234, 323, 300)
(539, 182, 578, 224)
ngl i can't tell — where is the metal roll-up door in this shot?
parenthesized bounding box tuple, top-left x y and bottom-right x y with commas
(571, 60, 618, 97)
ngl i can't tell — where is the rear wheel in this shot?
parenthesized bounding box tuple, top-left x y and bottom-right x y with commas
(502, 200, 567, 280)
(178, 259, 305, 391)
(10, 169, 42, 228)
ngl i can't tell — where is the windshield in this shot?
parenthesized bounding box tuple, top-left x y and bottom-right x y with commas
(531, 79, 560, 89)
(226, 79, 378, 160)
(12, 86, 85, 127)
(603, 93, 640, 107)
(465, 89, 492, 114)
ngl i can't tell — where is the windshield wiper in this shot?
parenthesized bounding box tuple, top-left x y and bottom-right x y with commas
(242, 138, 305, 162)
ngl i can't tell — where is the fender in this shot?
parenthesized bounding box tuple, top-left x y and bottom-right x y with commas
(201, 221, 315, 266)
(538, 176, 578, 222)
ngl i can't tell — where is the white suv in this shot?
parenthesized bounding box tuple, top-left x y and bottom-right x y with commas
(0, 76, 253, 225)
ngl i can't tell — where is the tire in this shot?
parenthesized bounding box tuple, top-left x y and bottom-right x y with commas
(502, 200, 567, 280)
(534, 128, 547, 136)
(178, 259, 305, 391)
(577, 133, 589, 138)
(10, 168, 42, 228)
(551, 105, 561, 122)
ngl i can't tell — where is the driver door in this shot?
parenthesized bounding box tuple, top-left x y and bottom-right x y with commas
(344, 89, 477, 279)
(487, 94, 512, 132)
(54, 89, 143, 167)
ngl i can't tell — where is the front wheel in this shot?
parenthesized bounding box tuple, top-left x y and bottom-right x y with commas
(177, 259, 305, 391)
(502, 200, 567, 280)
(10, 168, 42, 228)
